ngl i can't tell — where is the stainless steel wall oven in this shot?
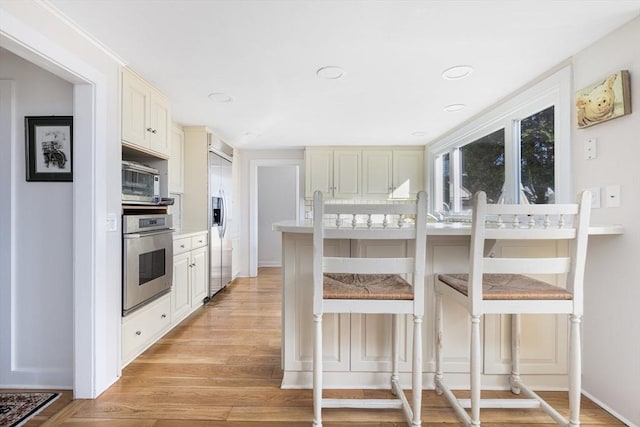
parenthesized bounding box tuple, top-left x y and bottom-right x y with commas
(122, 214, 173, 315)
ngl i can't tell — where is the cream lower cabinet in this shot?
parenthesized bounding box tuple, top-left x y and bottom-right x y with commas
(281, 232, 569, 388)
(121, 232, 208, 367)
(121, 293, 172, 366)
(172, 232, 209, 325)
(282, 234, 351, 371)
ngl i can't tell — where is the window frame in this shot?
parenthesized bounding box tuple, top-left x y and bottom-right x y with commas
(428, 66, 572, 214)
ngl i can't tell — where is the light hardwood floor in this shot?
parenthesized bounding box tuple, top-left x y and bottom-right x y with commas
(12, 267, 624, 426)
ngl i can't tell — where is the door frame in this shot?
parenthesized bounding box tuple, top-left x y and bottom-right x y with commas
(1, 10, 110, 398)
(249, 159, 303, 277)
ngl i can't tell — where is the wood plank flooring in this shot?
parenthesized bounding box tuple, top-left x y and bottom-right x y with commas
(8, 267, 624, 426)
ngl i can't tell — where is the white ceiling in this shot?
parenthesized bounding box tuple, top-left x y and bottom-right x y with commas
(47, 0, 640, 150)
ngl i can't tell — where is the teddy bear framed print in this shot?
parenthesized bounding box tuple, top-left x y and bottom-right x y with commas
(576, 70, 631, 128)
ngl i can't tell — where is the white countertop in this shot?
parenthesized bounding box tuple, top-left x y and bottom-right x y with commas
(272, 220, 624, 236)
(173, 229, 208, 239)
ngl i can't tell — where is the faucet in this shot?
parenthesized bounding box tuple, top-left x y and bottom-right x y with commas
(427, 213, 442, 222)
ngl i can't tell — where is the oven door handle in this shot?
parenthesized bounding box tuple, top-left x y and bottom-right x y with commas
(123, 229, 175, 239)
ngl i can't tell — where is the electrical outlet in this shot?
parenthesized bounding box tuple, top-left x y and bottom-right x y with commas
(605, 185, 621, 208)
(586, 187, 601, 209)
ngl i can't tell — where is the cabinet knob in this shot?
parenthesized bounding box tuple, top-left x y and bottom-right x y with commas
(135, 330, 142, 336)
(180, 244, 185, 248)
(161, 314, 167, 319)
(152, 129, 157, 134)
(146, 127, 153, 132)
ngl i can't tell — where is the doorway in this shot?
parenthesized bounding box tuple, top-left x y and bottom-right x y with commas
(0, 15, 110, 398)
(249, 159, 303, 276)
(257, 166, 298, 267)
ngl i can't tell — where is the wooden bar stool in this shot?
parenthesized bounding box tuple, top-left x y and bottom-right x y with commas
(312, 190, 428, 426)
(434, 190, 591, 426)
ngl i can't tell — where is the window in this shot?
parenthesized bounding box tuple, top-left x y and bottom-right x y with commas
(520, 106, 555, 204)
(430, 66, 570, 214)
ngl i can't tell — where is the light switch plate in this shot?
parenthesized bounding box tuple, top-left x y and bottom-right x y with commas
(106, 213, 118, 232)
(586, 187, 601, 209)
(584, 138, 597, 160)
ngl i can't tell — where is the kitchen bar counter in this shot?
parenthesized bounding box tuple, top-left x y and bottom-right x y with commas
(274, 219, 622, 390)
(273, 219, 624, 235)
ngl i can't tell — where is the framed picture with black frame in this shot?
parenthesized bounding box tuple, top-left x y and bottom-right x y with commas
(25, 116, 73, 182)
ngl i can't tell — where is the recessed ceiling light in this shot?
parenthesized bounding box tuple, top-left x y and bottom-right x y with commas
(208, 92, 233, 103)
(444, 104, 466, 112)
(316, 66, 345, 79)
(442, 65, 474, 80)
(411, 131, 427, 137)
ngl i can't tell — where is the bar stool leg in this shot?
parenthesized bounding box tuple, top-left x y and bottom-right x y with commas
(470, 315, 481, 427)
(435, 293, 443, 395)
(510, 314, 522, 395)
(313, 313, 323, 427)
(391, 314, 399, 395)
(412, 314, 423, 426)
(569, 314, 582, 427)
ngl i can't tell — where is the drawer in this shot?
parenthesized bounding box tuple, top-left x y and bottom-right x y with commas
(191, 233, 208, 248)
(122, 294, 171, 362)
(173, 237, 192, 255)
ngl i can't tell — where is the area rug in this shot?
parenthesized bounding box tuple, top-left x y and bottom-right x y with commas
(0, 392, 60, 427)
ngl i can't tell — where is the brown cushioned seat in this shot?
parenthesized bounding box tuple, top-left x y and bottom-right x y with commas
(323, 273, 414, 300)
(437, 273, 573, 300)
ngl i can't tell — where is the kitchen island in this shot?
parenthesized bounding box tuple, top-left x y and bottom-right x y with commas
(273, 220, 622, 390)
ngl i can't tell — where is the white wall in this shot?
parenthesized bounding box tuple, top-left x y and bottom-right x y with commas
(0, 1, 123, 396)
(571, 15, 640, 427)
(0, 47, 74, 387)
(236, 149, 304, 276)
(258, 166, 298, 267)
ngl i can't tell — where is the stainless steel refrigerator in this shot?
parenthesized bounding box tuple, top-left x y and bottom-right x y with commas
(209, 151, 232, 297)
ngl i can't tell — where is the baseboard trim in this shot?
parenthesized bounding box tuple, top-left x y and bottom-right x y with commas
(581, 389, 635, 427)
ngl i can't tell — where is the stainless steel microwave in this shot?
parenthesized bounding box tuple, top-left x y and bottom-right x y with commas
(122, 161, 160, 204)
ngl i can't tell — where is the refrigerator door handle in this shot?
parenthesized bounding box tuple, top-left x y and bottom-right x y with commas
(220, 188, 228, 238)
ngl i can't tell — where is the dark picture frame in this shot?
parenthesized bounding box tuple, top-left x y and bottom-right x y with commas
(25, 116, 73, 182)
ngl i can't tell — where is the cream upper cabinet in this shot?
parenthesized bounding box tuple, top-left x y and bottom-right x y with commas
(362, 150, 393, 199)
(333, 150, 361, 198)
(149, 95, 170, 155)
(169, 124, 184, 193)
(305, 149, 361, 199)
(391, 149, 424, 199)
(306, 147, 424, 200)
(305, 149, 333, 197)
(121, 68, 170, 158)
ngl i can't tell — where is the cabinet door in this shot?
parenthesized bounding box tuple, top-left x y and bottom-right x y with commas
(149, 93, 170, 156)
(121, 71, 150, 148)
(172, 252, 191, 322)
(392, 150, 424, 199)
(305, 149, 333, 199)
(483, 240, 568, 375)
(425, 237, 473, 373)
(333, 150, 361, 199)
(282, 234, 351, 371)
(169, 126, 184, 193)
(362, 150, 393, 199)
(190, 246, 209, 307)
(350, 239, 412, 372)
